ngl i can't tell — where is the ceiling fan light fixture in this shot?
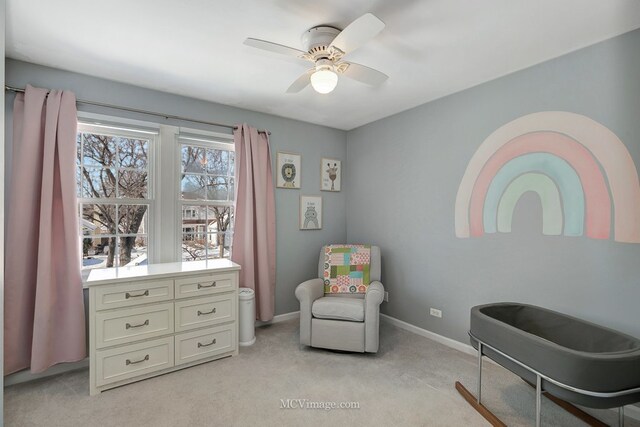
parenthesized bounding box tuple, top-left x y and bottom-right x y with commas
(310, 68, 338, 94)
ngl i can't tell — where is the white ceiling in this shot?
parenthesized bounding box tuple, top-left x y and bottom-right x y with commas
(6, 0, 640, 130)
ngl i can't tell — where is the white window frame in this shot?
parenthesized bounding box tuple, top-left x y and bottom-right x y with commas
(77, 118, 159, 275)
(76, 113, 236, 276)
(176, 129, 235, 262)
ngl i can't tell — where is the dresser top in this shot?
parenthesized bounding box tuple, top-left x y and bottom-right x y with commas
(86, 259, 241, 287)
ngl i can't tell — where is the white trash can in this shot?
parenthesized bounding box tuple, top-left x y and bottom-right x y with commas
(238, 287, 256, 346)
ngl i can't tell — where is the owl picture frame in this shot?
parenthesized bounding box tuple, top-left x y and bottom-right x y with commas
(300, 196, 322, 230)
(276, 152, 301, 189)
(321, 158, 341, 192)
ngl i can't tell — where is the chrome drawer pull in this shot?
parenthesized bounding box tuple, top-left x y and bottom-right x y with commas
(198, 338, 217, 348)
(125, 290, 149, 299)
(197, 281, 217, 289)
(126, 354, 149, 365)
(125, 319, 149, 329)
(197, 307, 217, 316)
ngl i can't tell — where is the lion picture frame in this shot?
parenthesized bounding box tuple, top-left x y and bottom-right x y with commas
(276, 152, 301, 189)
(321, 158, 341, 192)
(299, 195, 322, 230)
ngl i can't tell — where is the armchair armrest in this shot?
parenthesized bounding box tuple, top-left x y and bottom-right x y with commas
(364, 281, 384, 353)
(365, 281, 384, 307)
(295, 278, 324, 346)
(295, 278, 324, 304)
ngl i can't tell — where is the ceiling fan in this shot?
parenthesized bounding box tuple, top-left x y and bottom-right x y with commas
(244, 13, 388, 94)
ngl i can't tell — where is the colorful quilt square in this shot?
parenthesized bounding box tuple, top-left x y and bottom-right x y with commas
(323, 244, 371, 294)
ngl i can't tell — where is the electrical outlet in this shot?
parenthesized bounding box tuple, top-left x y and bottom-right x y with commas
(430, 308, 442, 318)
(384, 291, 389, 302)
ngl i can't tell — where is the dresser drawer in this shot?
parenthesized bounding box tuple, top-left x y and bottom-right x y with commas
(95, 337, 174, 387)
(174, 273, 235, 299)
(95, 303, 174, 349)
(94, 279, 174, 311)
(175, 294, 235, 332)
(175, 324, 235, 366)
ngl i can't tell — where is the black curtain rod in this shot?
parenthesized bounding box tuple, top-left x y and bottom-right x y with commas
(4, 85, 270, 135)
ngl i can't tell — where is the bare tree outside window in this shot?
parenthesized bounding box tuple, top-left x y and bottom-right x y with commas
(77, 128, 151, 269)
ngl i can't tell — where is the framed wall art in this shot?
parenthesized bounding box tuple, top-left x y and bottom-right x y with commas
(276, 152, 301, 189)
(300, 196, 322, 230)
(321, 158, 341, 192)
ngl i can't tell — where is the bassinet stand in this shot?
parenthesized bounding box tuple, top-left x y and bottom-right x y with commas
(455, 332, 637, 427)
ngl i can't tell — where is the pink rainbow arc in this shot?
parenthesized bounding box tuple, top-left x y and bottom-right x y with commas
(469, 131, 611, 238)
(455, 111, 640, 243)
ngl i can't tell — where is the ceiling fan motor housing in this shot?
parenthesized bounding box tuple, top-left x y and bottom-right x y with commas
(301, 26, 340, 57)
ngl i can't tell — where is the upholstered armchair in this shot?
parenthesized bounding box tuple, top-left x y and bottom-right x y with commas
(295, 245, 384, 353)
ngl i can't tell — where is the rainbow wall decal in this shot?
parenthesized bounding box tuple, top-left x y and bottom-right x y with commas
(455, 111, 640, 243)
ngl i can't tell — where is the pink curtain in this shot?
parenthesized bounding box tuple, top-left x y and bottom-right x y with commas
(4, 85, 86, 375)
(232, 124, 276, 321)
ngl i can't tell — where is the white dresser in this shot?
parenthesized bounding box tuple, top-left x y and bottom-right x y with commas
(86, 259, 241, 395)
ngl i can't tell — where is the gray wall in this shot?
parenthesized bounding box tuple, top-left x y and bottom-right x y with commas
(4, 58, 347, 316)
(346, 28, 640, 344)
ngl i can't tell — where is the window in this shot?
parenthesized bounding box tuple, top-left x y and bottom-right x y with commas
(77, 123, 155, 270)
(179, 135, 234, 261)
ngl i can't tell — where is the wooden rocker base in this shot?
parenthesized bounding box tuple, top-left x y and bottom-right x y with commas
(455, 380, 610, 427)
(455, 381, 506, 427)
(522, 381, 609, 427)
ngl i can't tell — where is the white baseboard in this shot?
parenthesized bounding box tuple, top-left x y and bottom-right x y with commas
(256, 310, 300, 327)
(380, 313, 640, 422)
(4, 358, 89, 387)
(380, 314, 477, 357)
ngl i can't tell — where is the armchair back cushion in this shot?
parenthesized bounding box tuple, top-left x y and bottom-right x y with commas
(318, 245, 382, 290)
(322, 244, 370, 294)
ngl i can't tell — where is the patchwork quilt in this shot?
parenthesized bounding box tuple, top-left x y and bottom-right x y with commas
(323, 244, 371, 294)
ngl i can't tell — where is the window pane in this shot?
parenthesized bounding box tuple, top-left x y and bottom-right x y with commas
(119, 235, 147, 267)
(182, 205, 206, 219)
(206, 206, 232, 234)
(225, 231, 233, 249)
(76, 167, 83, 198)
(76, 133, 82, 167)
(182, 205, 206, 235)
(207, 176, 228, 201)
(81, 237, 110, 269)
(118, 205, 148, 235)
(82, 133, 117, 167)
(118, 137, 148, 169)
(182, 146, 206, 173)
(178, 141, 234, 264)
(82, 236, 117, 268)
(82, 204, 117, 235)
(209, 232, 232, 259)
(181, 174, 206, 200)
(78, 124, 153, 270)
(118, 170, 148, 198)
(229, 178, 235, 201)
(182, 233, 207, 261)
(81, 167, 116, 198)
(206, 149, 229, 175)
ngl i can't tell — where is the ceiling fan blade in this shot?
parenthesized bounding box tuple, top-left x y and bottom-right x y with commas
(329, 13, 385, 55)
(339, 62, 388, 86)
(286, 70, 313, 93)
(244, 38, 309, 61)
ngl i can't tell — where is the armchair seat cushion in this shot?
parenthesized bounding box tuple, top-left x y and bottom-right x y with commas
(312, 297, 364, 322)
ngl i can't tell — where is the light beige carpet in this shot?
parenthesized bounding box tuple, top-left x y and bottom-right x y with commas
(5, 319, 638, 427)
